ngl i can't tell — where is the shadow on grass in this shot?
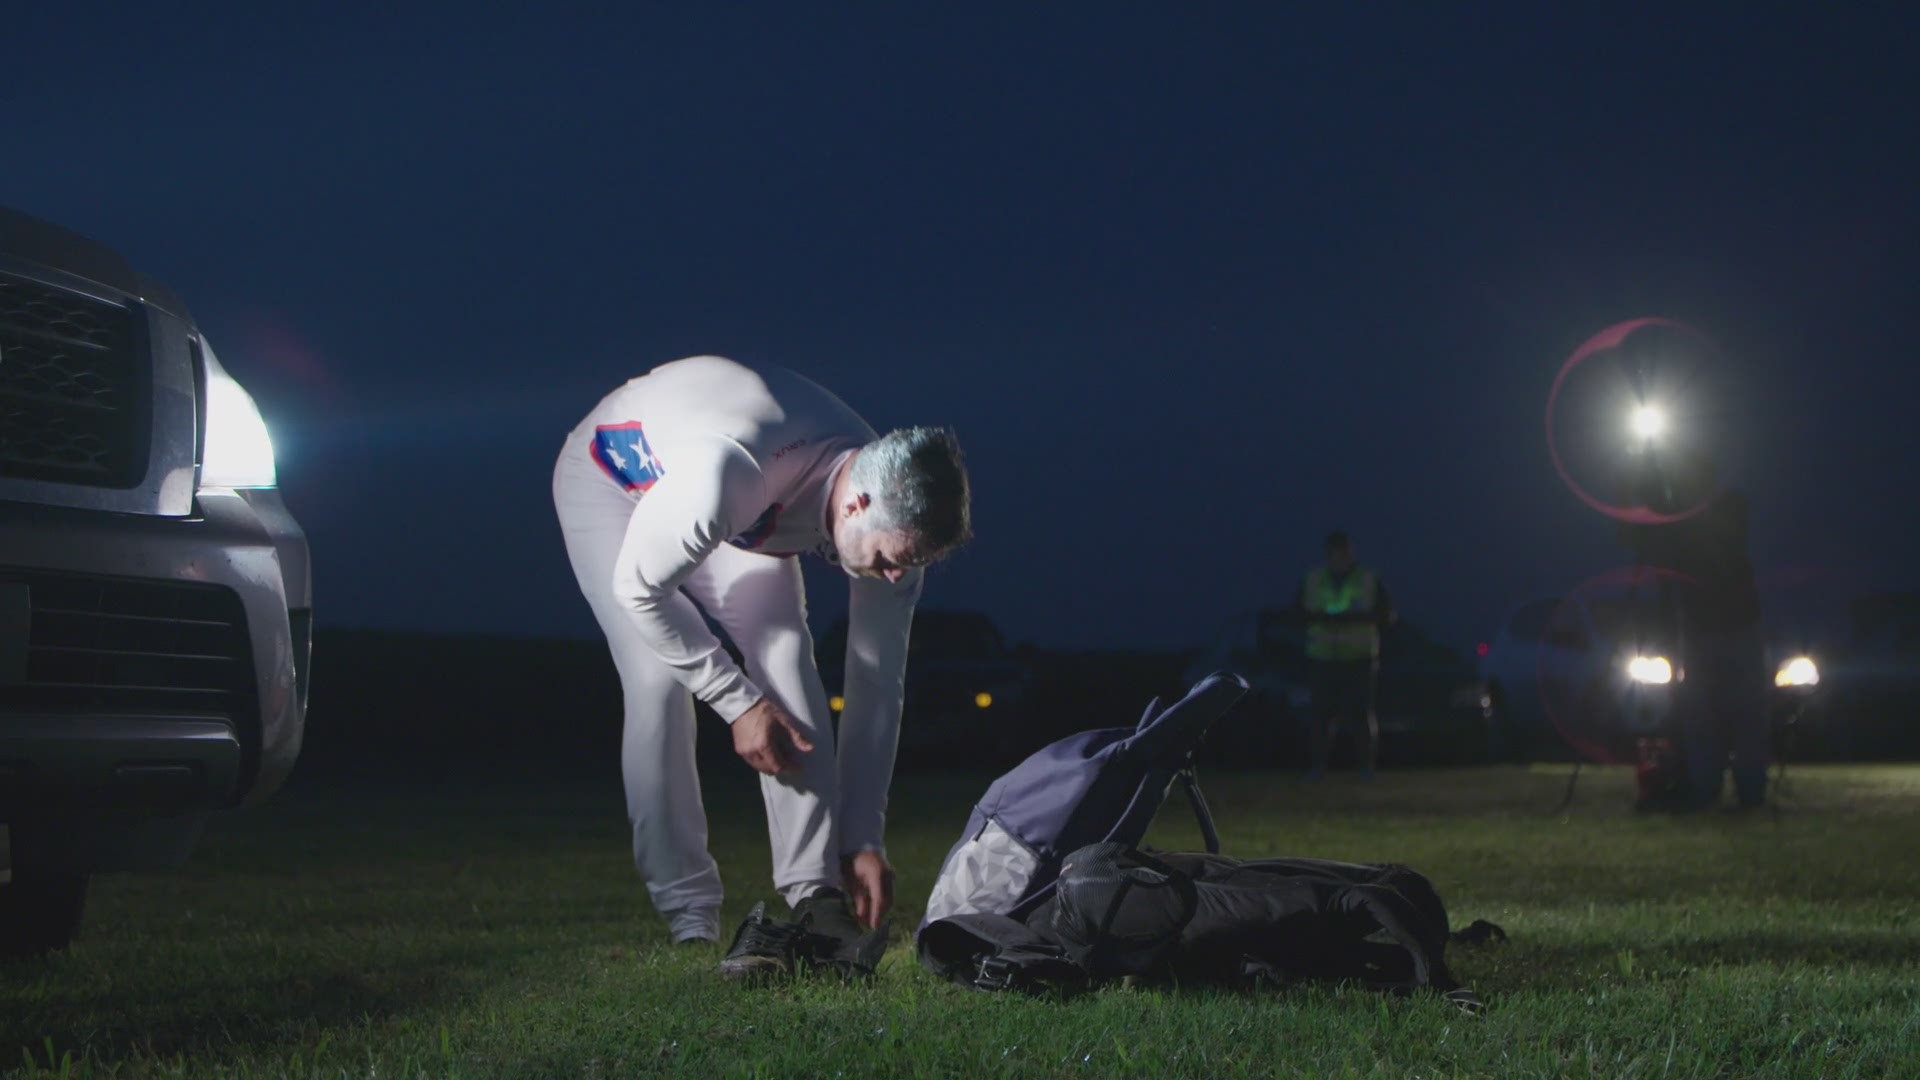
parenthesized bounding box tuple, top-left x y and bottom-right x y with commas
(1021, 928, 1920, 1007)
(1, 940, 537, 1068)
(1457, 929, 1920, 993)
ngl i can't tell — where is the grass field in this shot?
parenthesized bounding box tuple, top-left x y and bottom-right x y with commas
(4, 763, 1919, 1078)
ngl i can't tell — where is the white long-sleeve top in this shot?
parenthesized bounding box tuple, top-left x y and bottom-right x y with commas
(564, 355, 920, 854)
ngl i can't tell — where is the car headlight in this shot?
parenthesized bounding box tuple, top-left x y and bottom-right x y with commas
(1450, 684, 1492, 711)
(1774, 656, 1819, 688)
(199, 342, 278, 489)
(1626, 655, 1673, 685)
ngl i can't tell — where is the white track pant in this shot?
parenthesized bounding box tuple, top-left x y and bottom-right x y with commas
(552, 448, 840, 918)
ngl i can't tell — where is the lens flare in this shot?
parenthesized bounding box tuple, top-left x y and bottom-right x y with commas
(1545, 318, 1741, 525)
(1629, 404, 1667, 440)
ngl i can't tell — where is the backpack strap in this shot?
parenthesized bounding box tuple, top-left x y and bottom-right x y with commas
(1100, 760, 1221, 856)
(1331, 883, 1457, 992)
(917, 913, 1088, 996)
(1177, 766, 1221, 854)
(1452, 919, 1508, 945)
(969, 944, 1086, 995)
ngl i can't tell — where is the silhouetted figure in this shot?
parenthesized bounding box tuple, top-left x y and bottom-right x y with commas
(1297, 532, 1396, 780)
(1625, 478, 1768, 808)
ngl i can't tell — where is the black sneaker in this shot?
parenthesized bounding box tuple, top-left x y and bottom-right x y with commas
(793, 888, 862, 941)
(793, 888, 889, 980)
(718, 902, 810, 982)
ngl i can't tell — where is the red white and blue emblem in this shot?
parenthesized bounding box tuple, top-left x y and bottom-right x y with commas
(728, 503, 783, 550)
(590, 422, 666, 492)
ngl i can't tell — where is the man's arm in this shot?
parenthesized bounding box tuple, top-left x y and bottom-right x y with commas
(608, 436, 768, 722)
(836, 567, 924, 856)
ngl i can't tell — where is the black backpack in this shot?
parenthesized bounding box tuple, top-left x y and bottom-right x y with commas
(920, 842, 1495, 1012)
(919, 673, 1245, 933)
(916, 675, 1502, 1008)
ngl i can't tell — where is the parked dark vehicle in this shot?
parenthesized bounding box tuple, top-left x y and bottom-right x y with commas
(1480, 592, 1680, 762)
(815, 609, 1033, 766)
(1774, 592, 1920, 761)
(1, 208, 310, 958)
(1483, 585, 1917, 765)
(1185, 610, 1493, 766)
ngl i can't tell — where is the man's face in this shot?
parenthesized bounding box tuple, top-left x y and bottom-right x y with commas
(1327, 544, 1356, 574)
(833, 512, 920, 584)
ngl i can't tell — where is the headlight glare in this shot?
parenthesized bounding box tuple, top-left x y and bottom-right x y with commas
(1626, 655, 1673, 685)
(1774, 656, 1819, 688)
(200, 346, 278, 489)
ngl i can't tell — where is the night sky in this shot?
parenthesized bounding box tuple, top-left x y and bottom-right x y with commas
(10, 5, 1917, 651)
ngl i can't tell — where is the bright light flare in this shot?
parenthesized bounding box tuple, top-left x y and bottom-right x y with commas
(1626, 655, 1673, 685)
(199, 344, 278, 489)
(1629, 404, 1668, 441)
(1774, 656, 1819, 688)
(974, 692, 994, 710)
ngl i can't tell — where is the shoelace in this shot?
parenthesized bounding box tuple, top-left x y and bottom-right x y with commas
(734, 914, 812, 957)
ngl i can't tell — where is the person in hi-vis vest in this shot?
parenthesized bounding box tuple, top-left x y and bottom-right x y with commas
(1296, 531, 1396, 780)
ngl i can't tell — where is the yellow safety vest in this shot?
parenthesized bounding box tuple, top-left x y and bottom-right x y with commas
(1304, 566, 1380, 661)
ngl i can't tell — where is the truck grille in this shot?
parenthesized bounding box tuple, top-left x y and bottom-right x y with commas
(0, 273, 146, 487)
(0, 570, 256, 734)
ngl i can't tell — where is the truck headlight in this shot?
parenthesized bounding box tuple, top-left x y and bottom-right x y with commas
(1450, 684, 1492, 711)
(1626, 655, 1673, 685)
(199, 343, 278, 489)
(1774, 656, 1819, 688)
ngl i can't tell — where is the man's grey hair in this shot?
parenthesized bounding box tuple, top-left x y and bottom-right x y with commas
(848, 426, 973, 561)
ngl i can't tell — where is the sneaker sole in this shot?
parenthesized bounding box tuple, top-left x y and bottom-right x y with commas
(718, 954, 794, 983)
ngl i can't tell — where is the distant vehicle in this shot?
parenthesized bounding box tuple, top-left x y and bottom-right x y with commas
(1775, 593, 1920, 760)
(1480, 592, 1678, 761)
(815, 609, 1033, 765)
(1184, 610, 1494, 765)
(1483, 584, 1866, 763)
(1, 208, 311, 959)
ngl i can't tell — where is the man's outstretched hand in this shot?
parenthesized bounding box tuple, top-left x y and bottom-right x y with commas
(841, 850, 896, 930)
(732, 697, 814, 776)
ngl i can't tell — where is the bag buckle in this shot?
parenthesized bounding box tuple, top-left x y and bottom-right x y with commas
(973, 954, 1022, 992)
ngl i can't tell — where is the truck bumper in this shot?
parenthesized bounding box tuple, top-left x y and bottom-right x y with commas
(0, 487, 310, 816)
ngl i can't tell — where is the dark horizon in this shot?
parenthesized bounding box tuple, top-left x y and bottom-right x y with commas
(9, 5, 1917, 652)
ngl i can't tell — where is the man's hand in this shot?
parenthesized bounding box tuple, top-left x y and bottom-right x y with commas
(840, 850, 896, 930)
(732, 697, 815, 776)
